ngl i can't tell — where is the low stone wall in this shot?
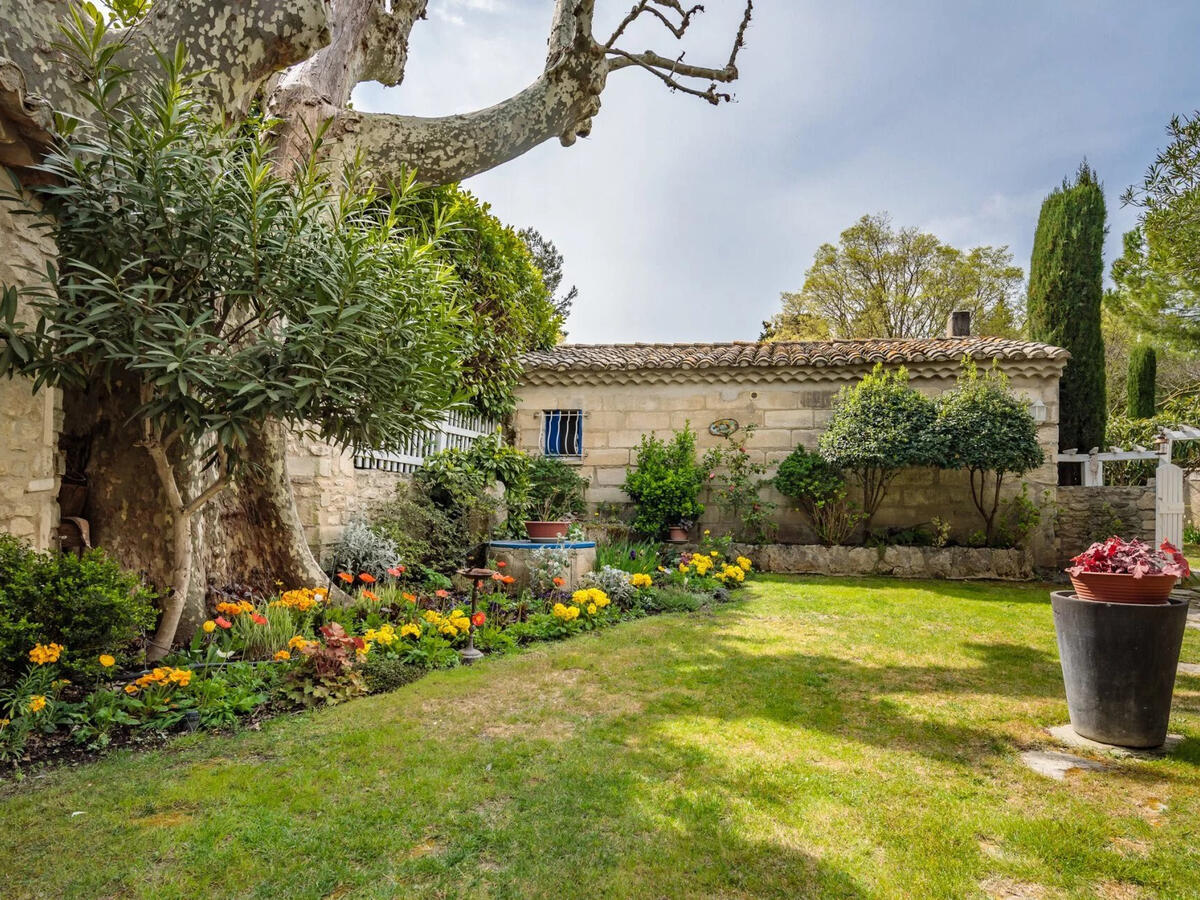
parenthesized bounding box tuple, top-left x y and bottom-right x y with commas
(732, 543, 1036, 581)
(487, 542, 597, 591)
(1055, 485, 1155, 566)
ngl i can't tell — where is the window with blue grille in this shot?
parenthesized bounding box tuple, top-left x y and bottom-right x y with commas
(542, 409, 583, 458)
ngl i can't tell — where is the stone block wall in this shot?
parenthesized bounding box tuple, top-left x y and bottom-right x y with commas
(0, 190, 60, 549)
(288, 434, 407, 560)
(513, 362, 1062, 567)
(1055, 484, 1156, 566)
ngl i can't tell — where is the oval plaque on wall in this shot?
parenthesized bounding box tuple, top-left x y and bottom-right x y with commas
(708, 418, 739, 437)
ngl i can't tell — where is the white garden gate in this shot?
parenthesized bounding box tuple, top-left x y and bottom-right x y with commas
(1056, 424, 1199, 549)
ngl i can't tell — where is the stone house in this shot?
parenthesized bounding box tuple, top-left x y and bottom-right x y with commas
(514, 336, 1071, 568)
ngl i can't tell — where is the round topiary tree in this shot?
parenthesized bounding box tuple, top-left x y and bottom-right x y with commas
(818, 364, 942, 536)
(935, 362, 1044, 545)
(773, 446, 860, 545)
(1127, 344, 1157, 419)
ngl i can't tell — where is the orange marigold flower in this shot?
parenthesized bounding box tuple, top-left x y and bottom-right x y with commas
(471, 612, 486, 627)
(359, 573, 376, 584)
(337, 572, 354, 583)
(124, 684, 139, 695)
(501, 575, 515, 585)
(273, 650, 291, 661)
(98, 654, 116, 668)
(402, 592, 417, 603)
(362, 589, 379, 602)
(552, 577, 565, 587)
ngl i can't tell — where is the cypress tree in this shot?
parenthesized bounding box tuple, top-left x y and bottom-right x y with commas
(1127, 344, 1157, 419)
(1027, 162, 1107, 452)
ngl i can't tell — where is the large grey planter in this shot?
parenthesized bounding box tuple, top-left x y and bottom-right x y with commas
(1050, 591, 1188, 748)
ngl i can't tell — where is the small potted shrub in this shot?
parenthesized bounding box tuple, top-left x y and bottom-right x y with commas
(1052, 537, 1192, 748)
(523, 457, 589, 541)
(622, 425, 707, 542)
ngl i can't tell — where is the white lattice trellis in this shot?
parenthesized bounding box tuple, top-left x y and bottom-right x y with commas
(353, 411, 496, 474)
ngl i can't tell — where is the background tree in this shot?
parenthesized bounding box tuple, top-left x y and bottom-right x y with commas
(1127, 344, 1157, 419)
(520, 227, 578, 326)
(1026, 163, 1107, 453)
(934, 363, 1043, 545)
(396, 186, 562, 420)
(1, 31, 469, 655)
(762, 213, 1024, 340)
(0, 0, 755, 633)
(1115, 114, 1200, 351)
(817, 365, 942, 536)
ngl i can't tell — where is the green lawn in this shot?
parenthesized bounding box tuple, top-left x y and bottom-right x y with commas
(2, 576, 1199, 899)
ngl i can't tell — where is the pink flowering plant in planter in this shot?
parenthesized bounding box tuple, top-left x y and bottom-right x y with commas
(1066, 537, 1191, 603)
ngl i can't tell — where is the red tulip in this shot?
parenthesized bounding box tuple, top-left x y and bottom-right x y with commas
(251, 613, 267, 625)
(215, 616, 232, 629)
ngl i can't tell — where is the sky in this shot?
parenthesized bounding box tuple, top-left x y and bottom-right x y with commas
(354, 1, 1200, 343)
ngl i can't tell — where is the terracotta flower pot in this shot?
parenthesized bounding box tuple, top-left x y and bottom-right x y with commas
(524, 520, 569, 541)
(1068, 572, 1178, 605)
(666, 525, 690, 543)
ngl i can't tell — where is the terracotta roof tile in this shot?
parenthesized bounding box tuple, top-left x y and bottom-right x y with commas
(523, 338, 1069, 372)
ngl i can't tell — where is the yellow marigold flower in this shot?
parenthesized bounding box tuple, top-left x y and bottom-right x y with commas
(736, 556, 753, 572)
(422, 610, 441, 624)
(595, 595, 610, 607)
(657, 566, 667, 573)
(587, 603, 597, 615)
(703, 529, 711, 535)
(28, 694, 47, 713)
(0, 718, 9, 728)
(630, 573, 652, 589)
(274, 650, 291, 661)
(400, 623, 421, 639)
(29, 642, 64, 665)
(99, 654, 116, 668)
(124, 683, 139, 695)
(710, 550, 718, 557)
(288, 634, 308, 650)
(679, 562, 689, 572)
(203, 620, 217, 634)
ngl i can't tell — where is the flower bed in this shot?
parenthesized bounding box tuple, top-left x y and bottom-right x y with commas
(0, 543, 755, 772)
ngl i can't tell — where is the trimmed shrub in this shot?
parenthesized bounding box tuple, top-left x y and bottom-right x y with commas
(935, 362, 1044, 544)
(623, 424, 708, 538)
(361, 656, 425, 694)
(0, 534, 158, 685)
(818, 364, 941, 533)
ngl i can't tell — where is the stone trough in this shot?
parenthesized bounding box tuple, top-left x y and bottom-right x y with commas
(487, 540, 597, 591)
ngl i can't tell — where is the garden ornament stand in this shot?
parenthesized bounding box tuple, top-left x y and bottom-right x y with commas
(457, 567, 494, 665)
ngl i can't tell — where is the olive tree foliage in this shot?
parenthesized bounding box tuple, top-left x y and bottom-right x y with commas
(934, 362, 1043, 545)
(0, 20, 470, 656)
(817, 364, 942, 534)
(761, 213, 1024, 340)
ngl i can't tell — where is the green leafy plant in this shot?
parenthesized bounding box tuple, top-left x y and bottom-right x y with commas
(773, 446, 861, 545)
(525, 456, 589, 521)
(702, 425, 776, 544)
(818, 364, 942, 535)
(1127, 344, 1157, 418)
(935, 361, 1044, 545)
(595, 539, 660, 574)
(623, 425, 708, 538)
(0, 534, 157, 685)
(283, 624, 367, 707)
(361, 656, 425, 693)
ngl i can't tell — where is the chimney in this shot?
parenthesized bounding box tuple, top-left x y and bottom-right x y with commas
(947, 310, 971, 337)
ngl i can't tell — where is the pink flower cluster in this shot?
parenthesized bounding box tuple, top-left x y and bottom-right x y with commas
(1067, 537, 1191, 579)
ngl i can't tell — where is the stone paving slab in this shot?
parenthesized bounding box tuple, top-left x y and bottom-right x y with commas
(1047, 724, 1183, 758)
(1020, 750, 1107, 780)
(1180, 662, 1200, 677)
